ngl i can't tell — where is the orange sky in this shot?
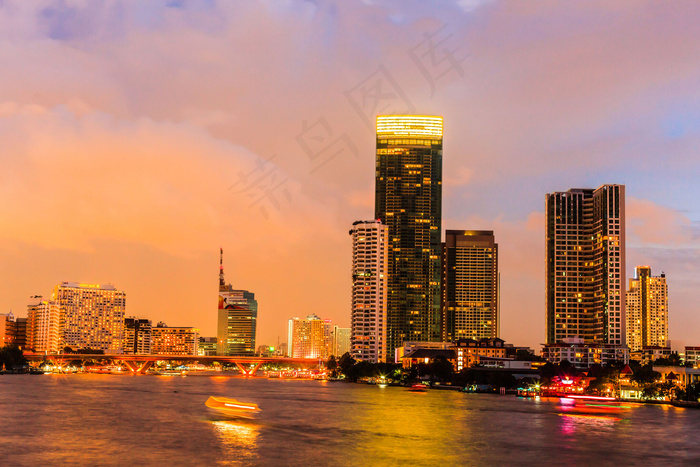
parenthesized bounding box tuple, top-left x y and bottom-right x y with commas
(2, 1, 700, 351)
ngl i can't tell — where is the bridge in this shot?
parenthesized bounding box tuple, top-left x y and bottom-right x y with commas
(24, 353, 325, 376)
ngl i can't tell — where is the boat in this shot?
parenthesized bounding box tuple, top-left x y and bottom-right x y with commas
(408, 383, 427, 392)
(205, 396, 261, 419)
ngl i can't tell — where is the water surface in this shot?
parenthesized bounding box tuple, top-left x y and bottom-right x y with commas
(1, 374, 698, 465)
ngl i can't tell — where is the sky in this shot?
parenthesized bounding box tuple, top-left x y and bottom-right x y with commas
(1, 0, 699, 352)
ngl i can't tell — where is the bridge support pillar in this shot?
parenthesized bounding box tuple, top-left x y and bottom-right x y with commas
(123, 360, 155, 374)
(235, 361, 263, 376)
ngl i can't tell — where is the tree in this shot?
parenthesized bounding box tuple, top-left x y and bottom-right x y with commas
(0, 345, 28, 371)
(337, 352, 357, 380)
(654, 352, 682, 367)
(326, 355, 338, 371)
(428, 356, 454, 383)
(631, 364, 660, 386)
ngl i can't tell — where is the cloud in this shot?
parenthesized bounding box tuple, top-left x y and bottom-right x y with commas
(627, 197, 693, 247)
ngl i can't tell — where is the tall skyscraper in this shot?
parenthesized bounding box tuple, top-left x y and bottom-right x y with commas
(217, 249, 257, 356)
(53, 282, 126, 353)
(442, 230, 499, 341)
(288, 314, 330, 359)
(26, 295, 61, 353)
(626, 266, 668, 352)
(349, 220, 388, 363)
(545, 185, 626, 346)
(375, 115, 443, 359)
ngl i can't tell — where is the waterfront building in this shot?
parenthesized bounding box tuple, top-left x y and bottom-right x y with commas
(541, 337, 630, 368)
(52, 282, 126, 353)
(453, 337, 507, 371)
(401, 348, 457, 369)
(442, 230, 499, 341)
(288, 314, 330, 359)
(545, 185, 626, 346)
(626, 266, 668, 352)
(216, 249, 257, 356)
(151, 322, 199, 355)
(1, 312, 14, 347)
(375, 115, 443, 359)
(630, 345, 672, 364)
(123, 317, 152, 355)
(332, 326, 351, 357)
(26, 296, 60, 354)
(4, 317, 28, 350)
(349, 220, 388, 362)
(685, 347, 700, 368)
(199, 337, 218, 356)
(395, 341, 452, 364)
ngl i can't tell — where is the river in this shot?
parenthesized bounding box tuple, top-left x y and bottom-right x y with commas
(1, 374, 699, 465)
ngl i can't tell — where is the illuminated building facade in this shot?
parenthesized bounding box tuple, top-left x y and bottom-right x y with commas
(442, 230, 499, 341)
(375, 115, 443, 359)
(53, 282, 126, 353)
(288, 314, 330, 359)
(630, 345, 671, 364)
(626, 266, 668, 352)
(685, 347, 700, 368)
(0, 313, 13, 347)
(453, 338, 506, 371)
(26, 296, 61, 353)
(199, 337, 218, 356)
(545, 185, 626, 346)
(151, 322, 199, 355)
(123, 317, 152, 355)
(216, 249, 257, 356)
(350, 220, 388, 362)
(1, 312, 14, 347)
(332, 326, 351, 357)
(541, 337, 630, 368)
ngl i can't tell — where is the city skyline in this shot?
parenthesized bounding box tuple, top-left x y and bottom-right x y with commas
(2, 2, 700, 352)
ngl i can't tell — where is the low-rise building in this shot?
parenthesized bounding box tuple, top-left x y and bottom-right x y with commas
(684, 347, 700, 368)
(151, 323, 199, 355)
(541, 337, 630, 368)
(395, 341, 452, 364)
(401, 348, 457, 369)
(454, 338, 507, 371)
(630, 346, 671, 365)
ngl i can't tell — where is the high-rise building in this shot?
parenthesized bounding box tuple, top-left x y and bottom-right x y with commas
(7, 317, 28, 350)
(349, 220, 389, 362)
(151, 322, 199, 355)
(217, 249, 257, 356)
(199, 337, 218, 356)
(26, 295, 61, 353)
(288, 314, 330, 359)
(332, 326, 351, 358)
(375, 115, 443, 359)
(1, 312, 15, 347)
(545, 185, 625, 346)
(626, 266, 668, 352)
(52, 282, 126, 353)
(442, 230, 499, 341)
(123, 317, 152, 355)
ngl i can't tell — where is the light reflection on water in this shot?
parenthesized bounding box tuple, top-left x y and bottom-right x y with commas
(1, 375, 700, 465)
(211, 420, 259, 463)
